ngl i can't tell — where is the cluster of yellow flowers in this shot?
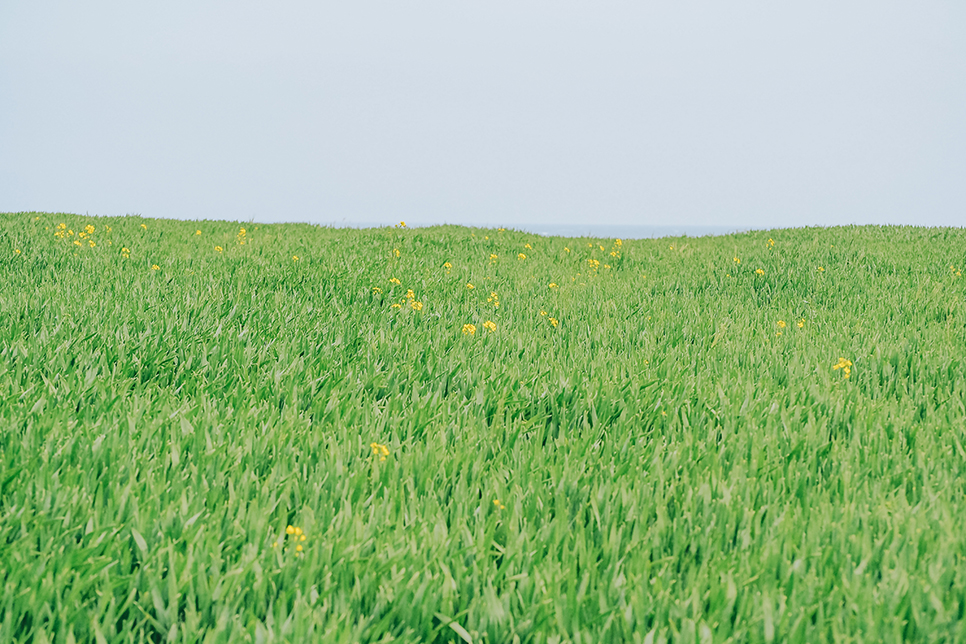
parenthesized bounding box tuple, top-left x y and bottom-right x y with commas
(214, 246, 223, 253)
(609, 238, 622, 259)
(392, 248, 401, 258)
(121, 247, 131, 259)
(767, 238, 775, 248)
(832, 357, 853, 379)
(483, 320, 497, 333)
(539, 310, 559, 328)
(443, 261, 452, 274)
(486, 291, 500, 308)
(462, 324, 477, 335)
(237, 227, 247, 245)
(951, 265, 963, 278)
(54, 222, 108, 249)
(518, 253, 526, 260)
(370, 442, 390, 461)
(755, 268, 765, 276)
(493, 499, 506, 510)
(272, 525, 309, 556)
(587, 258, 600, 271)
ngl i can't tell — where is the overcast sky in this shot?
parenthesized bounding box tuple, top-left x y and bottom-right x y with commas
(2, 2, 964, 229)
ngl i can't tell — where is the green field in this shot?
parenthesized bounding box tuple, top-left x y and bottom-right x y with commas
(2, 213, 966, 643)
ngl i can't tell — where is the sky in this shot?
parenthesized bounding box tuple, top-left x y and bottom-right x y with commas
(2, 1, 965, 230)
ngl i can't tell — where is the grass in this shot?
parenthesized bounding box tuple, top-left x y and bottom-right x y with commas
(2, 212, 966, 643)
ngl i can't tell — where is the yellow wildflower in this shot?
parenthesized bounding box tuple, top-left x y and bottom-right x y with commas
(286, 525, 295, 535)
(214, 246, 223, 253)
(73, 240, 82, 246)
(755, 268, 764, 275)
(777, 320, 786, 329)
(549, 317, 559, 328)
(391, 303, 402, 308)
(518, 253, 526, 260)
(370, 442, 390, 461)
(548, 283, 558, 288)
(389, 277, 401, 285)
(443, 262, 452, 270)
(398, 221, 406, 228)
(466, 283, 474, 289)
(564, 247, 571, 253)
(140, 224, 147, 229)
(151, 265, 160, 270)
(196, 230, 202, 235)
(462, 324, 477, 335)
(797, 319, 805, 328)
(733, 256, 740, 264)
(817, 266, 824, 272)
(493, 499, 506, 510)
(525, 243, 532, 250)
(14, 249, 21, 255)
(483, 320, 496, 332)
(393, 248, 400, 258)
(411, 300, 423, 311)
(490, 254, 498, 262)
(372, 287, 382, 294)
(832, 357, 853, 379)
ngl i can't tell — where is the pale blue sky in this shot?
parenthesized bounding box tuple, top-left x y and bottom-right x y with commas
(2, 2, 964, 228)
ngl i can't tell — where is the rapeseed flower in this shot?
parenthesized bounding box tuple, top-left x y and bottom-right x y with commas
(797, 319, 805, 328)
(393, 248, 400, 258)
(518, 254, 526, 260)
(817, 266, 824, 272)
(777, 320, 786, 329)
(151, 265, 160, 271)
(196, 230, 202, 235)
(398, 221, 406, 228)
(466, 283, 474, 289)
(525, 243, 532, 250)
(372, 287, 382, 293)
(483, 320, 496, 332)
(141, 224, 147, 230)
(549, 317, 559, 327)
(462, 324, 477, 335)
(215, 246, 223, 253)
(493, 499, 506, 510)
(733, 256, 740, 264)
(292, 255, 299, 261)
(756, 269, 764, 275)
(390, 277, 401, 285)
(549, 283, 558, 288)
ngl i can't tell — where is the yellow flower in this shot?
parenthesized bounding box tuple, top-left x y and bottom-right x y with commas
(140, 224, 147, 229)
(462, 324, 477, 335)
(548, 283, 558, 288)
(88, 240, 95, 248)
(490, 254, 498, 262)
(372, 287, 382, 293)
(393, 248, 400, 258)
(603, 264, 611, 269)
(411, 300, 423, 311)
(797, 318, 805, 328)
(733, 256, 740, 264)
(832, 357, 853, 379)
(370, 442, 390, 460)
(549, 317, 559, 327)
(598, 245, 605, 251)
(466, 282, 474, 289)
(296, 544, 303, 552)
(497, 228, 505, 232)
(755, 268, 764, 275)
(518, 253, 526, 260)
(443, 262, 452, 270)
(540, 310, 547, 316)
(493, 499, 506, 510)
(564, 247, 571, 253)
(483, 320, 496, 332)
(300, 534, 306, 541)
(398, 221, 406, 228)
(610, 251, 618, 257)
(669, 245, 675, 251)
(767, 238, 775, 248)
(196, 230, 202, 235)
(85, 225, 95, 235)
(14, 249, 21, 254)
(215, 246, 223, 252)
(817, 266, 824, 272)
(151, 265, 160, 270)
(389, 277, 401, 285)
(286, 525, 296, 535)
(524, 243, 532, 250)
(391, 303, 402, 308)
(777, 320, 786, 329)
(615, 239, 622, 247)
(587, 258, 600, 270)
(73, 240, 82, 246)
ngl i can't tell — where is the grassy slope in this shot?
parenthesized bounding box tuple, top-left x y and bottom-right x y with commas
(2, 212, 966, 643)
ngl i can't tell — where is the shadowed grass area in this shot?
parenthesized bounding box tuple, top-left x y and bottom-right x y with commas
(2, 212, 966, 642)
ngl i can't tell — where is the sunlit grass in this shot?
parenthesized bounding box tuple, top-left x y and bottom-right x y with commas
(2, 212, 966, 642)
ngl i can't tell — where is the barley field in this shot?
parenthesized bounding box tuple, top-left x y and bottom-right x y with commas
(2, 212, 966, 643)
